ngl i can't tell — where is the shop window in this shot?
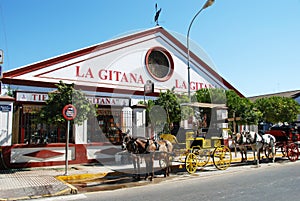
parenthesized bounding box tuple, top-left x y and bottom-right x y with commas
(20, 105, 69, 144)
(87, 109, 125, 145)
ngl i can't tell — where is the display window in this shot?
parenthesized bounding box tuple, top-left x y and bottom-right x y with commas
(87, 108, 125, 145)
(19, 105, 68, 144)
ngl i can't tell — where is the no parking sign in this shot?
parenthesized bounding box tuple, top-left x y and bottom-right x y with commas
(62, 104, 77, 175)
(62, 104, 77, 121)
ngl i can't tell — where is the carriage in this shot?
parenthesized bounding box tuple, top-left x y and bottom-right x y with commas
(160, 102, 232, 174)
(264, 124, 300, 161)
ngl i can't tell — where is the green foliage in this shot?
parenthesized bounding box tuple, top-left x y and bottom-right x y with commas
(225, 90, 261, 125)
(255, 96, 300, 123)
(38, 81, 97, 127)
(4, 85, 15, 97)
(177, 94, 193, 121)
(192, 88, 226, 104)
(154, 88, 182, 133)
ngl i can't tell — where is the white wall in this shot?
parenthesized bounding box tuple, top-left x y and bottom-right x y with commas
(0, 101, 13, 146)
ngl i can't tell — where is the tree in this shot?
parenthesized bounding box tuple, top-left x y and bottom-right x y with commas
(153, 88, 182, 133)
(225, 90, 261, 125)
(255, 96, 300, 124)
(38, 81, 97, 128)
(192, 88, 226, 104)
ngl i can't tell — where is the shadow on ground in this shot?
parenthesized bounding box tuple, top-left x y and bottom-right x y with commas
(67, 157, 293, 193)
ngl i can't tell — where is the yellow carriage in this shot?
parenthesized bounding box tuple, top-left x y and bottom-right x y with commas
(160, 102, 232, 174)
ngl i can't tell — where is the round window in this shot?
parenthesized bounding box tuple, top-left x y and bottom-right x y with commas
(145, 47, 174, 81)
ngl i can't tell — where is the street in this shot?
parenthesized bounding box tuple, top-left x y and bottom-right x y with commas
(29, 160, 300, 201)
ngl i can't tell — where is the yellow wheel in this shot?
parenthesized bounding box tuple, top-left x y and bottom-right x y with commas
(193, 148, 210, 167)
(185, 153, 198, 174)
(213, 145, 232, 170)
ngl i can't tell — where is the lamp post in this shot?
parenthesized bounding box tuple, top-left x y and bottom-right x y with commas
(187, 0, 215, 102)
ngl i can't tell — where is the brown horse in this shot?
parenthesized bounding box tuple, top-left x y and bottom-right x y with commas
(122, 133, 173, 181)
(232, 133, 248, 162)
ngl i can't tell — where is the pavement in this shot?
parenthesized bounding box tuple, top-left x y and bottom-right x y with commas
(0, 151, 281, 201)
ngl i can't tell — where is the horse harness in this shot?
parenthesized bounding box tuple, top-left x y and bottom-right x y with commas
(131, 138, 164, 154)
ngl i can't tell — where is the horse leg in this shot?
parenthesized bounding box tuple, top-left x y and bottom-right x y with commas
(162, 153, 168, 177)
(132, 155, 140, 180)
(149, 152, 154, 181)
(136, 155, 141, 180)
(256, 145, 260, 166)
(271, 139, 275, 163)
(166, 153, 170, 177)
(243, 148, 247, 163)
(144, 154, 151, 181)
(244, 146, 248, 162)
(239, 150, 244, 162)
(252, 147, 257, 165)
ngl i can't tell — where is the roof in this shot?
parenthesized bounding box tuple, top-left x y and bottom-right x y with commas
(248, 90, 300, 102)
(2, 26, 243, 98)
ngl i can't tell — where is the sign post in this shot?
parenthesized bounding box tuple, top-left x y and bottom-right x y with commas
(62, 104, 77, 175)
(144, 80, 154, 104)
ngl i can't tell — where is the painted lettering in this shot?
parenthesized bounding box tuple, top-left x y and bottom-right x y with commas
(76, 66, 94, 78)
(32, 94, 48, 101)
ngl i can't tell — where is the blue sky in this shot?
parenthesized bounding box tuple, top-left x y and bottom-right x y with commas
(0, 0, 300, 97)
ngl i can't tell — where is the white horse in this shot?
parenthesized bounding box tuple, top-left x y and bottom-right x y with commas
(244, 131, 264, 165)
(244, 131, 276, 165)
(262, 133, 276, 163)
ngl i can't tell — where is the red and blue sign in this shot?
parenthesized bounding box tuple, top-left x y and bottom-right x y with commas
(62, 104, 77, 121)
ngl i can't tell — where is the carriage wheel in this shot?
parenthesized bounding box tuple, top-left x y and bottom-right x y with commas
(192, 148, 210, 167)
(185, 153, 198, 174)
(213, 145, 232, 170)
(287, 143, 299, 162)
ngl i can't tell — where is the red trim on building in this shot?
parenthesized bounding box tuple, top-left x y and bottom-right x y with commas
(2, 27, 243, 97)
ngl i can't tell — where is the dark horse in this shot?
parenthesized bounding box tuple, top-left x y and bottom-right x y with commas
(122, 133, 173, 181)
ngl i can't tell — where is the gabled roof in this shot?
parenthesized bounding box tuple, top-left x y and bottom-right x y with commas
(248, 90, 300, 102)
(2, 26, 243, 97)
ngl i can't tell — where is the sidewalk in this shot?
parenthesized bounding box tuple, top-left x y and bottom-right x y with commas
(0, 164, 114, 201)
(0, 151, 276, 201)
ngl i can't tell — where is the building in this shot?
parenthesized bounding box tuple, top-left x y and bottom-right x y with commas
(0, 26, 242, 168)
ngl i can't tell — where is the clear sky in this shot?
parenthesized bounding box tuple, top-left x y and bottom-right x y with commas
(0, 0, 300, 97)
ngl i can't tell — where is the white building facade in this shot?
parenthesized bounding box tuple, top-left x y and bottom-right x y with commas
(0, 27, 241, 168)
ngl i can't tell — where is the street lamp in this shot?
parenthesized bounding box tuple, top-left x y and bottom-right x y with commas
(187, 0, 215, 102)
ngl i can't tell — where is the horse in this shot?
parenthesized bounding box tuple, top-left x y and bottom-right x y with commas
(232, 133, 248, 162)
(244, 131, 276, 165)
(261, 133, 276, 163)
(121, 133, 143, 180)
(122, 133, 173, 181)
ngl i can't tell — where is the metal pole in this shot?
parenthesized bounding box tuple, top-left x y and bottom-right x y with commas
(65, 120, 70, 175)
(187, 0, 215, 102)
(187, 8, 204, 102)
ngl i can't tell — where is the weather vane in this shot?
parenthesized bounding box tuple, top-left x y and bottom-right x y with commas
(154, 3, 162, 26)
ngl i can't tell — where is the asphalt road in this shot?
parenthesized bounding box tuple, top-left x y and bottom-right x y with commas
(28, 160, 300, 201)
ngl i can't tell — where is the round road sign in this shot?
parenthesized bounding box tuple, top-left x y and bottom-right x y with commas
(62, 104, 77, 121)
